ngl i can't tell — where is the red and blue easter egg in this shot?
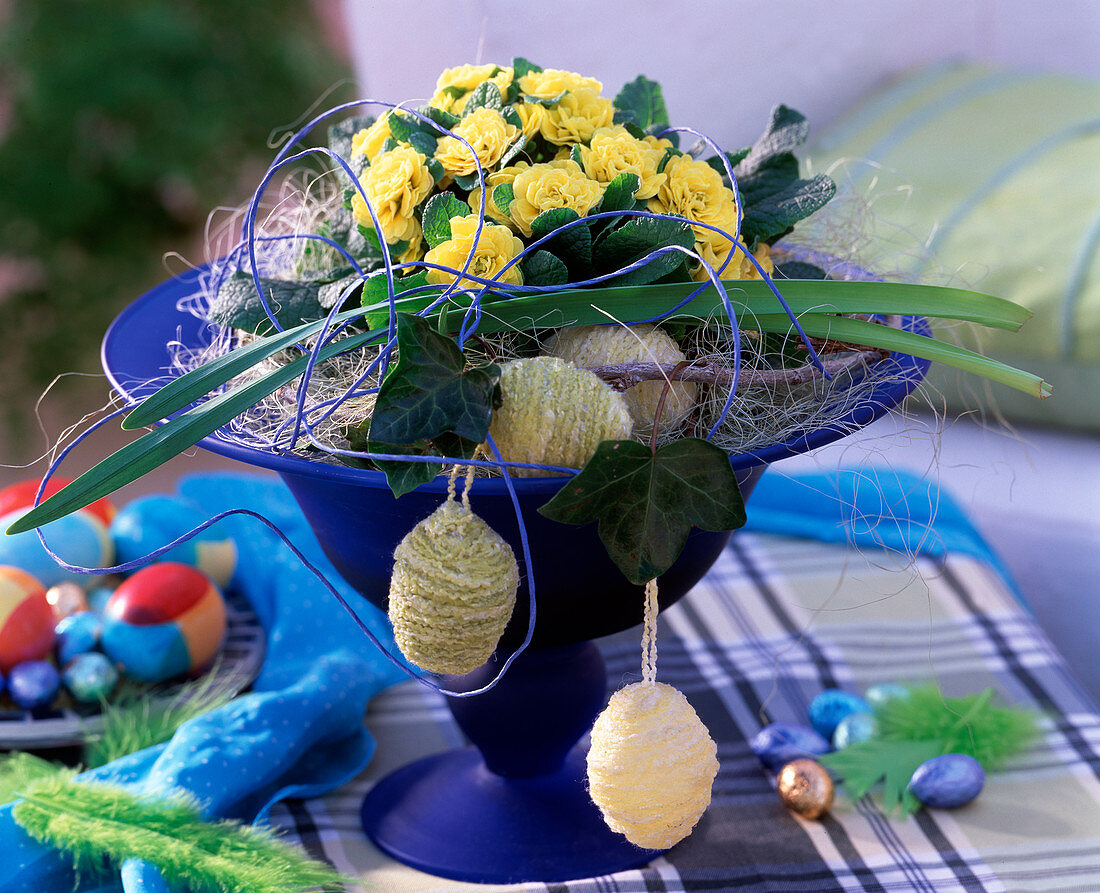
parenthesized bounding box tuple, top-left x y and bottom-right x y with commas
(0, 566, 57, 674)
(100, 562, 226, 683)
(110, 495, 237, 588)
(0, 478, 115, 588)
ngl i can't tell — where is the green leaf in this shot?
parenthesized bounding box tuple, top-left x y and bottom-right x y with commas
(421, 103, 459, 132)
(385, 110, 419, 144)
(741, 173, 836, 245)
(360, 269, 436, 309)
(512, 56, 542, 80)
(406, 129, 438, 157)
(426, 156, 446, 184)
(317, 273, 361, 310)
(461, 81, 504, 117)
(531, 207, 581, 239)
(521, 250, 569, 286)
(738, 153, 800, 206)
(498, 134, 527, 168)
(492, 182, 515, 216)
(820, 739, 940, 815)
(207, 272, 328, 336)
(595, 216, 694, 286)
(735, 105, 809, 177)
(422, 191, 471, 248)
(522, 89, 566, 109)
(346, 421, 480, 497)
(367, 312, 500, 446)
(613, 75, 669, 132)
(594, 171, 641, 215)
(538, 438, 746, 584)
(327, 114, 374, 160)
(500, 105, 523, 128)
(705, 148, 751, 179)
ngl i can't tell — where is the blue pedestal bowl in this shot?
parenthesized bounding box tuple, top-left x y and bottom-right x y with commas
(102, 266, 929, 883)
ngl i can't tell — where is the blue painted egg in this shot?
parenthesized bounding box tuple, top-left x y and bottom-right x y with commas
(62, 652, 119, 703)
(909, 754, 985, 809)
(864, 682, 910, 712)
(111, 495, 237, 588)
(9, 660, 61, 709)
(832, 711, 877, 749)
(750, 722, 831, 772)
(808, 689, 872, 740)
(0, 510, 113, 589)
(55, 611, 102, 664)
(87, 585, 115, 615)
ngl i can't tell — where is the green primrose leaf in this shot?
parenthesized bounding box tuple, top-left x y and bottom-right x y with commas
(406, 130, 438, 157)
(512, 56, 542, 80)
(422, 192, 471, 248)
(520, 250, 569, 286)
(595, 216, 694, 286)
(462, 81, 504, 117)
(538, 438, 746, 585)
(594, 172, 641, 216)
(500, 106, 523, 128)
(207, 272, 328, 336)
(327, 114, 374, 160)
(735, 104, 809, 177)
(317, 273, 361, 309)
(531, 207, 580, 239)
(367, 312, 500, 447)
(740, 174, 836, 245)
(705, 148, 751, 179)
(421, 104, 459, 131)
(523, 89, 566, 109)
(737, 153, 800, 206)
(492, 183, 515, 216)
(498, 134, 527, 168)
(359, 269, 435, 309)
(613, 75, 669, 132)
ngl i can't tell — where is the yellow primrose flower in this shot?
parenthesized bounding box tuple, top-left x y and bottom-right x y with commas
(577, 125, 668, 199)
(539, 90, 615, 145)
(351, 113, 393, 163)
(647, 153, 740, 242)
(435, 107, 522, 178)
(351, 145, 434, 245)
(431, 63, 514, 114)
(424, 214, 525, 288)
(690, 237, 773, 282)
(396, 219, 424, 264)
(514, 102, 549, 140)
(508, 159, 605, 238)
(467, 163, 530, 227)
(518, 68, 602, 101)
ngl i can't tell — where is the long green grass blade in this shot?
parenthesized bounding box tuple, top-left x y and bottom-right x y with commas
(8, 326, 387, 535)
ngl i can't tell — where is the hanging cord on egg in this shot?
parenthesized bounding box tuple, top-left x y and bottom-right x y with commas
(641, 578, 659, 685)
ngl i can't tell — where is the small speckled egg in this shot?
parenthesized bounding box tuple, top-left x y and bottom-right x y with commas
(45, 582, 89, 621)
(9, 660, 61, 709)
(777, 758, 835, 819)
(55, 611, 102, 665)
(62, 652, 119, 703)
(101, 563, 226, 683)
(0, 566, 57, 674)
(110, 495, 237, 588)
(750, 722, 831, 773)
(832, 711, 877, 749)
(908, 754, 985, 809)
(864, 682, 910, 712)
(808, 689, 872, 741)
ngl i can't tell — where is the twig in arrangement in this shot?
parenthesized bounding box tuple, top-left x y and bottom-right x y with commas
(588, 348, 891, 394)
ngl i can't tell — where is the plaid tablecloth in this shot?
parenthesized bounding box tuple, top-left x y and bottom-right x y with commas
(268, 532, 1100, 893)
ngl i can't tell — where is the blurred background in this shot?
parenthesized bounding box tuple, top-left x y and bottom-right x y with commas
(0, 0, 1097, 696)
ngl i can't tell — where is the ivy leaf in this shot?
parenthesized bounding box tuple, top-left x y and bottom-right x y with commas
(368, 312, 500, 447)
(538, 438, 746, 585)
(595, 216, 694, 286)
(422, 192, 471, 248)
(613, 75, 669, 132)
(462, 81, 504, 117)
(521, 250, 569, 286)
(740, 174, 836, 246)
(346, 422, 479, 497)
(820, 740, 941, 815)
(207, 272, 327, 336)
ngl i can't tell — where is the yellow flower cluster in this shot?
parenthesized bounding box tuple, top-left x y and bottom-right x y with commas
(424, 215, 525, 288)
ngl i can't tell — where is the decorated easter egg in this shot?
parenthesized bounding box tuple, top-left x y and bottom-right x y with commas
(750, 722, 831, 772)
(832, 711, 877, 749)
(587, 681, 719, 850)
(45, 581, 89, 621)
(0, 477, 115, 527)
(55, 611, 102, 665)
(808, 689, 872, 741)
(908, 753, 985, 809)
(62, 651, 119, 703)
(110, 495, 237, 588)
(0, 510, 113, 590)
(100, 562, 226, 683)
(9, 660, 61, 709)
(87, 585, 115, 615)
(777, 758, 835, 819)
(0, 566, 57, 673)
(864, 682, 910, 712)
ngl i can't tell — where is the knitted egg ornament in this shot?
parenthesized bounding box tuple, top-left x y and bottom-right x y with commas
(487, 356, 633, 476)
(587, 680, 719, 849)
(547, 324, 696, 438)
(388, 497, 519, 675)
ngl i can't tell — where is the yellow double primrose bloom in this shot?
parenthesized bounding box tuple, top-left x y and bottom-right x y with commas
(690, 237, 773, 282)
(508, 160, 605, 238)
(648, 153, 740, 248)
(435, 108, 522, 178)
(351, 113, 393, 164)
(424, 215, 525, 288)
(431, 64, 514, 114)
(351, 145, 434, 246)
(539, 90, 614, 145)
(577, 126, 668, 199)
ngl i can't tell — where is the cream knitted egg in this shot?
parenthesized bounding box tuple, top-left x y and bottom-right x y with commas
(487, 355, 633, 476)
(547, 324, 696, 438)
(587, 681, 719, 849)
(388, 498, 519, 675)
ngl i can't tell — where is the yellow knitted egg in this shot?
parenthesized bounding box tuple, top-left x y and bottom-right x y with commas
(388, 498, 519, 675)
(587, 681, 719, 850)
(547, 324, 696, 438)
(487, 355, 633, 476)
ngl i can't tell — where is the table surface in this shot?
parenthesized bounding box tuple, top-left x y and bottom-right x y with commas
(267, 531, 1100, 893)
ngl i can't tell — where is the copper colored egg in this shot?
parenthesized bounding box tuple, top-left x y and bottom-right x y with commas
(46, 582, 89, 620)
(777, 758, 834, 819)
